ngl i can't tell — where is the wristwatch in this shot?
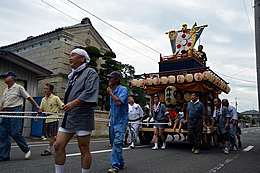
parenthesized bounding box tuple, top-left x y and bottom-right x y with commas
(36, 106, 40, 109)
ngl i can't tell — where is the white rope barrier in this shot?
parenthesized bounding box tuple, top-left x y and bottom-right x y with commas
(0, 111, 171, 125)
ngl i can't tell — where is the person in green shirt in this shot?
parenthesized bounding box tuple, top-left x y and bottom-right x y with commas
(35, 83, 64, 156)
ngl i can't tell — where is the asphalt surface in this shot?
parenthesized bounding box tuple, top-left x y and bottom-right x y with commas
(1, 127, 260, 173)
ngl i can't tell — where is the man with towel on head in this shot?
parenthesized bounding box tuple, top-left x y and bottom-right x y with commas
(54, 48, 99, 173)
(128, 97, 143, 149)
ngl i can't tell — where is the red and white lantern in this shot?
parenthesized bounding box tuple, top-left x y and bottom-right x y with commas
(203, 71, 213, 81)
(131, 79, 138, 86)
(185, 74, 193, 82)
(194, 73, 202, 81)
(138, 79, 145, 87)
(177, 75, 185, 83)
(153, 77, 161, 85)
(145, 78, 153, 85)
(161, 76, 168, 84)
(168, 75, 175, 83)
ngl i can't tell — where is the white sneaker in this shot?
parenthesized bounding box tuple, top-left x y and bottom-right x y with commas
(25, 150, 31, 159)
(152, 146, 158, 150)
(233, 146, 237, 151)
(161, 142, 166, 150)
(129, 143, 135, 149)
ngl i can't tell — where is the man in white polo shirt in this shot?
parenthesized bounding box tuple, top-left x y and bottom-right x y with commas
(0, 71, 41, 161)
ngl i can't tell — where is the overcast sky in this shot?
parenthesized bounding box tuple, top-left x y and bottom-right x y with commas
(0, 0, 257, 112)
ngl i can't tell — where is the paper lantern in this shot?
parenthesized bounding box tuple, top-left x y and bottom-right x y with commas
(212, 75, 217, 85)
(138, 79, 145, 87)
(194, 73, 203, 81)
(203, 71, 213, 81)
(226, 86, 231, 93)
(216, 78, 221, 87)
(131, 79, 138, 86)
(184, 93, 191, 102)
(168, 75, 175, 83)
(177, 75, 185, 83)
(185, 74, 193, 82)
(153, 77, 161, 85)
(146, 78, 153, 85)
(222, 83, 227, 91)
(159, 92, 165, 102)
(165, 86, 177, 105)
(161, 76, 168, 84)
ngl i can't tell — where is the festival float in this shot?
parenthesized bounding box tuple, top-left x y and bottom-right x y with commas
(132, 22, 230, 149)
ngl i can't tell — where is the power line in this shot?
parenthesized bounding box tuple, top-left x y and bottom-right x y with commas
(41, 0, 78, 21)
(230, 65, 255, 76)
(215, 71, 256, 83)
(41, 0, 158, 62)
(243, 0, 255, 38)
(67, 0, 162, 55)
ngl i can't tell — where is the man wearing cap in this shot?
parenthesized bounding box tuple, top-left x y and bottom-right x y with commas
(54, 48, 99, 173)
(106, 71, 128, 173)
(0, 71, 41, 160)
(184, 91, 206, 154)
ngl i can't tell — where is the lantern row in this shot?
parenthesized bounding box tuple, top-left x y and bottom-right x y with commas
(131, 71, 230, 93)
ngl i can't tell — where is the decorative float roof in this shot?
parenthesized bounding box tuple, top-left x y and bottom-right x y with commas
(131, 22, 230, 96)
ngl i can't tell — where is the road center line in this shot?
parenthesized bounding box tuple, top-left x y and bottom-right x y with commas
(207, 154, 239, 173)
(66, 145, 150, 157)
(243, 145, 254, 152)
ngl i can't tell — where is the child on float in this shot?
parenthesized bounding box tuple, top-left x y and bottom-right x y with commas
(166, 104, 181, 141)
(172, 101, 186, 133)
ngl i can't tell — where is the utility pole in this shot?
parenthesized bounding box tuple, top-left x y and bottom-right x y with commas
(235, 97, 238, 111)
(255, 0, 260, 112)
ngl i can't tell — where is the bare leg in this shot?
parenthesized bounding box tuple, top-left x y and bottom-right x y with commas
(153, 128, 159, 143)
(172, 122, 178, 132)
(159, 129, 165, 142)
(54, 132, 74, 165)
(49, 135, 55, 147)
(77, 135, 92, 169)
(178, 122, 183, 132)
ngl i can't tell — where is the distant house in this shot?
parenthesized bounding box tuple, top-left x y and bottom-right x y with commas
(0, 17, 112, 100)
(240, 110, 260, 126)
(0, 50, 52, 136)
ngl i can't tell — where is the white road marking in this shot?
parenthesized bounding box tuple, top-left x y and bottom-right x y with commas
(207, 154, 239, 173)
(66, 145, 150, 157)
(243, 131, 248, 133)
(243, 146, 254, 152)
(11, 139, 109, 148)
(251, 130, 255, 132)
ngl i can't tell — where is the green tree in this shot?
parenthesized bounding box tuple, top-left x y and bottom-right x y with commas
(119, 64, 147, 107)
(99, 51, 119, 111)
(84, 46, 101, 73)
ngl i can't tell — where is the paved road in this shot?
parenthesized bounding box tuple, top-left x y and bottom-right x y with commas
(1, 127, 260, 173)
